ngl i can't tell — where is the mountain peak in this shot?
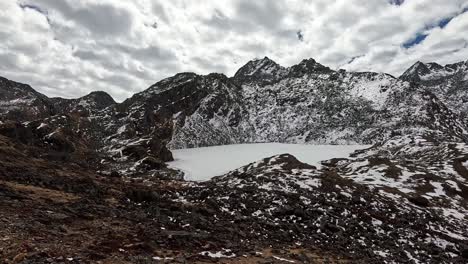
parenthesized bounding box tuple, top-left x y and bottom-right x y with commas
(79, 91, 116, 109)
(256, 56, 274, 63)
(233, 56, 287, 84)
(400, 61, 430, 79)
(289, 58, 332, 76)
(400, 59, 468, 82)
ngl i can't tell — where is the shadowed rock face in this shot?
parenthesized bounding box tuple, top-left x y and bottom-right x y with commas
(1, 58, 468, 262)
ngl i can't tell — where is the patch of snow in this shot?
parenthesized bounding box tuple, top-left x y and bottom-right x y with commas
(372, 218, 383, 226)
(294, 178, 321, 190)
(152, 256, 174, 260)
(173, 111, 183, 119)
(404, 250, 421, 264)
(347, 73, 393, 109)
(374, 250, 389, 257)
(37, 123, 47, 130)
(273, 256, 295, 263)
(78, 99, 92, 108)
(168, 143, 368, 181)
(463, 160, 468, 169)
(0, 98, 35, 106)
(117, 124, 127, 134)
(445, 180, 461, 192)
(437, 207, 467, 221)
(199, 249, 235, 258)
(378, 190, 402, 201)
(426, 182, 445, 198)
(425, 237, 453, 250)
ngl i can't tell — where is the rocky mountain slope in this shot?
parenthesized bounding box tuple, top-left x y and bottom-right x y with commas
(160, 57, 468, 148)
(1, 57, 468, 262)
(2, 58, 468, 167)
(0, 77, 54, 121)
(400, 60, 468, 124)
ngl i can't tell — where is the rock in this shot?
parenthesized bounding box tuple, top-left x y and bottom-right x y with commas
(45, 129, 75, 153)
(148, 138, 173, 162)
(122, 145, 147, 159)
(12, 252, 27, 263)
(110, 171, 121, 178)
(126, 188, 160, 203)
(0, 121, 33, 144)
(408, 195, 430, 207)
(461, 246, 468, 259)
(137, 156, 167, 170)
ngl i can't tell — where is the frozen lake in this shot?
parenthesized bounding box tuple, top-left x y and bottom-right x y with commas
(167, 143, 370, 181)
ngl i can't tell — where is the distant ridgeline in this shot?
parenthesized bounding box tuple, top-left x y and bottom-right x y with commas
(0, 58, 467, 175)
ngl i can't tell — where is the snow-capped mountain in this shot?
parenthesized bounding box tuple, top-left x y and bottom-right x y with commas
(400, 60, 468, 124)
(159, 57, 468, 148)
(400, 60, 468, 83)
(1, 57, 468, 174)
(1, 57, 468, 262)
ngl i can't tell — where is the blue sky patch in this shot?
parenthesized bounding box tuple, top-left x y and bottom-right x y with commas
(389, 0, 405, 6)
(438, 7, 468, 29)
(402, 7, 468, 49)
(402, 33, 428, 49)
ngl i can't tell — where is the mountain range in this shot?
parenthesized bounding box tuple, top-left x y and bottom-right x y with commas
(2, 58, 468, 167)
(1, 58, 468, 262)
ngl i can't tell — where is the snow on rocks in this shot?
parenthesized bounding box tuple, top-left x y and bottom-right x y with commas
(173, 152, 468, 263)
(199, 249, 235, 258)
(320, 135, 468, 260)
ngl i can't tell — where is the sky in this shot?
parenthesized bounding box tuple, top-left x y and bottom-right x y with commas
(1, 0, 468, 101)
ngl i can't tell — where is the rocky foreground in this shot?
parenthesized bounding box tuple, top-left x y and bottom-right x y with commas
(1, 132, 468, 263)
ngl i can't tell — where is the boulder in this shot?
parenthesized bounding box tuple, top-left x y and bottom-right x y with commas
(0, 121, 33, 144)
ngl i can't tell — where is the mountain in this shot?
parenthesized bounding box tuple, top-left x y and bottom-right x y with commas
(1, 58, 468, 175)
(1, 57, 468, 262)
(50, 90, 116, 115)
(233, 56, 289, 84)
(1, 57, 468, 176)
(400, 60, 468, 83)
(0, 76, 54, 121)
(400, 60, 468, 123)
(165, 58, 467, 148)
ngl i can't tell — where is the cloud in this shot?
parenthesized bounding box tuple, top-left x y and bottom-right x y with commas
(152, 2, 170, 24)
(32, 0, 135, 36)
(234, 0, 285, 29)
(0, 0, 467, 101)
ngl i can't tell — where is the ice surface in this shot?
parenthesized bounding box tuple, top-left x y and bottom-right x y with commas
(168, 143, 369, 181)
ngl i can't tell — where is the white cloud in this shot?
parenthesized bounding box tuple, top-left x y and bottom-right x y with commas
(0, 0, 467, 101)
